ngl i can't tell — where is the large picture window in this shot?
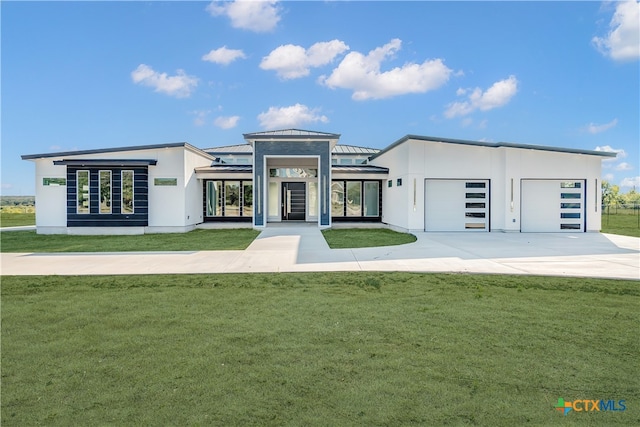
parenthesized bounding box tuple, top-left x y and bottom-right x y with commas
(225, 181, 240, 216)
(121, 170, 134, 214)
(99, 170, 112, 214)
(206, 181, 222, 216)
(243, 183, 253, 217)
(331, 182, 344, 216)
(77, 170, 89, 214)
(363, 181, 379, 216)
(204, 180, 253, 219)
(332, 180, 381, 220)
(346, 181, 361, 216)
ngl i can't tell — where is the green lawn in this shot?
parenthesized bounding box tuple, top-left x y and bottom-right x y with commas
(602, 209, 640, 237)
(2, 273, 638, 426)
(0, 212, 35, 228)
(322, 228, 416, 248)
(0, 229, 260, 252)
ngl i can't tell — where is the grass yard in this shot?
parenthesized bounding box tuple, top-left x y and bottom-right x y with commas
(0, 212, 35, 228)
(601, 209, 640, 238)
(322, 228, 416, 248)
(2, 273, 638, 426)
(0, 229, 260, 252)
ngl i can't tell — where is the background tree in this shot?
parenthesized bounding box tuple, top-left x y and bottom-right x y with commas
(602, 180, 622, 207)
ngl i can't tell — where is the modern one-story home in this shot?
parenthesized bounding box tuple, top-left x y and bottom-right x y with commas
(22, 129, 615, 234)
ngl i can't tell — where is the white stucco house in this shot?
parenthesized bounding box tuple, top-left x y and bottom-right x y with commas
(22, 129, 615, 234)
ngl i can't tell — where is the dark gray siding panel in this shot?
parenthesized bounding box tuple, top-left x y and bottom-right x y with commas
(66, 166, 149, 227)
(254, 140, 331, 226)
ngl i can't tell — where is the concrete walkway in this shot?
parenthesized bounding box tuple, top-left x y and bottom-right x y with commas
(2, 226, 638, 279)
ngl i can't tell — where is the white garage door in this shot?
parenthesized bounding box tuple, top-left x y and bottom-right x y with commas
(521, 180, 585, 232)
(424, 179, 489, 231)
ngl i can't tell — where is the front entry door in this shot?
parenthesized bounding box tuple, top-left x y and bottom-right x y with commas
(282, 182, 306, 220)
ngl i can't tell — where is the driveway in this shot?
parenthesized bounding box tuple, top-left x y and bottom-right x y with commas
(2, 228, 638, 280)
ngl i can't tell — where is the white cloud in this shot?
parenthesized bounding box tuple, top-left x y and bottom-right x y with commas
(592, 1, 640, 61)
(191, 110, 211, 126)
(214, 115, 241, 129)
(206, 0, 281, 33)
(257, 103, 328, 130)
(620, 176, 640, 188)
(319, 38, 452, 100)
(444, 75, 519, 118)
(603, 173, 615, 181)
(585, 118, 618, 134)
(595, 145, 627, 162)
(202, 46, 247, 65)
(260, 40, 349, 79)
(615, 162, 633, 171)
(131, 64, 198, 98)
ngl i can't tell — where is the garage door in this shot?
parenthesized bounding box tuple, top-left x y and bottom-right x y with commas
(521, 180, 585, 232)
(424, 179, 489, 231)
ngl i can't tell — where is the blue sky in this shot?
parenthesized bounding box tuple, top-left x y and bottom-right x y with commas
(2, 1, 639, 196)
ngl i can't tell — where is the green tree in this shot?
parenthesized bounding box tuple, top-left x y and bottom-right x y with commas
(602, 180, 622, 207)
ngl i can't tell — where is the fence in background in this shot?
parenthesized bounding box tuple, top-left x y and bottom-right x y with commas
(602, 204, 640, 229)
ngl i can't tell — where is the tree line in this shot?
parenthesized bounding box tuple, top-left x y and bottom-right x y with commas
(602, 181, 640, 207)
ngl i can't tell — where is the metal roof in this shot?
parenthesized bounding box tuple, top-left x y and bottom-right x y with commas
(369, 134, 618, 160)
(203, 144, 253, 154)
(194, 164, 389, 174)
(22, 142, 213, 161)
(203, 143, 379, 155)
(243, 129, 341, 139)
(332, 144, 380, 155)
(331, 165, 389, 174)
(195, 165, 253, 173)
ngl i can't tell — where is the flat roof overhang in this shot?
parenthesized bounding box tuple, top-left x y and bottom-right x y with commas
(53, 159, 158, 167)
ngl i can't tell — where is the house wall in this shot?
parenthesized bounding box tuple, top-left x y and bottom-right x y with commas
(33, 158, 68, 233)
(372, 139, 604, 232)
(183, 148, 212, 228)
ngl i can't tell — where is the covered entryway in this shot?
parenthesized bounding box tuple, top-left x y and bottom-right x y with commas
(521, 179, 585, 232)
(424, 179, 489, 231)
(282, 182, 306, 220)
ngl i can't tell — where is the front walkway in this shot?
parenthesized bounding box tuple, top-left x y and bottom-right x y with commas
(1, 227, 638, 279)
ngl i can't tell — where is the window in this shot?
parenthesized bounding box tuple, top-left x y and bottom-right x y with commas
(561, 193, 581, 199)
(225, 181, 240, 216)
(77, 170, 89, 214)
(397, 178, 403, 186)
(465, 193, 486, 199)
(364, 182, 379, 216)
(465, 182, 486, 188)
(331, 182, 344, 216)
(465, 212, 486, 218)
(206, 181, 222, 216)
(388, 180, 392, 188)
(43, 177, 66, 186)
(561, 224, 581, 230)
(154, 178, 177, 186)
(561, 203, 581, 209)
(339, 158, 352, 165)
(269, 168, 317, 178)
(308, 182, 318, 217)
(99, 171, 112, 214)
(243, 183, 253, 216)
(560, 213, 581, 219)
(346, 182, 361, 216)
(561, 182, 581, 188)
(121, 171, 134, 214)
(466, 202, 485, 209)
(268, 182, 279, 217)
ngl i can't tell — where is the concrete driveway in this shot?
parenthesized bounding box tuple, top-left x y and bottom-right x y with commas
(2, 228, 638, 279)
